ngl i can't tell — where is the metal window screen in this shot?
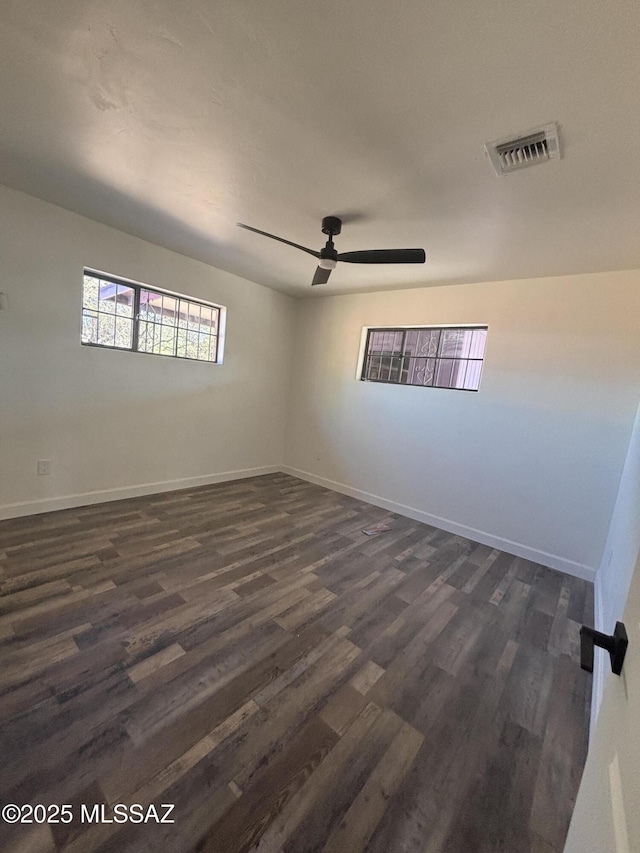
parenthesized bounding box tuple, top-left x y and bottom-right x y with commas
(361, 326, 487, 391)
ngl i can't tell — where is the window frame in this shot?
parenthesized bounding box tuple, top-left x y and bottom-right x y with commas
(358, 324, 488, 392)
(81, 269, 225, 364)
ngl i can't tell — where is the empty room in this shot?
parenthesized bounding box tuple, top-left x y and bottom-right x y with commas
(1, 2, 639, 852)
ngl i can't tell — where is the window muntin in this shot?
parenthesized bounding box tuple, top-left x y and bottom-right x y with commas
(361, 326, 487, 391)
(81, 273, 221, 363)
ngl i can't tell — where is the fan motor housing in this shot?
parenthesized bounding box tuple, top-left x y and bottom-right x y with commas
(321, 216, 342, 237)
(319, 245, 338, 262)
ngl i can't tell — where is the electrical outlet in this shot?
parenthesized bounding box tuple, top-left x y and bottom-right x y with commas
(37, 459, 51, 476)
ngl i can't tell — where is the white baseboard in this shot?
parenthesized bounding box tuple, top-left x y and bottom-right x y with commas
(0, 465, 281, 520)
(282, 466, 596, 582)
(1, 463, 598, 583)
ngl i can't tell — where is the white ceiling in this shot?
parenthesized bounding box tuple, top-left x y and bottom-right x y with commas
(1, 1, 640, 297)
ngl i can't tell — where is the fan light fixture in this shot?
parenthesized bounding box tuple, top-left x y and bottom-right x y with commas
(318, 258, 337, 270)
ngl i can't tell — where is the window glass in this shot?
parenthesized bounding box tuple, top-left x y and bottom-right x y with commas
(361, 326, 487, 392)
(81, 272, 221, 363)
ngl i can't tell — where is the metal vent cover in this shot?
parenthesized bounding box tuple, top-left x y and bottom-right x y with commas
(485, 122, 560, 176)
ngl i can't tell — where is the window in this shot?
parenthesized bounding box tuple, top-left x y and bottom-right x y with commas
(361, 326, 487, 391)
(81, 271, 222, 363)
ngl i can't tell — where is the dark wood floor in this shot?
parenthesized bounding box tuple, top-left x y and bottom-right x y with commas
(0, 473, 592, 853)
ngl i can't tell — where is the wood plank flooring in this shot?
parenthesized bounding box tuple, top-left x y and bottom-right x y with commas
(0, 473, 593, 853)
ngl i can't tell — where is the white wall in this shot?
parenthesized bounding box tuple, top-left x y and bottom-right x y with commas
(284, 273, 640, 579)
(0, 185, 296, 518)
(596, 398, 640, 630)
(590, 398, 640, 723)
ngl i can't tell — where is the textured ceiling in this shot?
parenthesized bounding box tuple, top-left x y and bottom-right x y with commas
(1, 0, 640, 296)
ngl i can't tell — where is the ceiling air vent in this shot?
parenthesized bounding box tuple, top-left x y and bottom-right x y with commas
(485, 122, 560, 176)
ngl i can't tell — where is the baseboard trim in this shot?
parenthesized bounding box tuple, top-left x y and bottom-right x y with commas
(0, 465, 281, 520)
(282, 466, 596, 582)
(2, 463, 597, 582)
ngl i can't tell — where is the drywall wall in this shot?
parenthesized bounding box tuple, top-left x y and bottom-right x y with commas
(596, 398, 640, 631)
(564, 546, 640, 853)
(284, 272, 640, 578)
(590, 398, 640, 723)
(0, 185, 296, 518)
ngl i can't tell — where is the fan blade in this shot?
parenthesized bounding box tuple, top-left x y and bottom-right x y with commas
(238, 223, 319, 258)
(337, 248, 426, 264)
(312, 266, 332, 286)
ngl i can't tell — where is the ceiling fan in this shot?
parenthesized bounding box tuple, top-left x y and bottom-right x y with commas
(238, 216, 426, 285)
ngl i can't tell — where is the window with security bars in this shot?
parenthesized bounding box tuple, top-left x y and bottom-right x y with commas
(361, 326, 487, 391)
(81, 272, 222, 363)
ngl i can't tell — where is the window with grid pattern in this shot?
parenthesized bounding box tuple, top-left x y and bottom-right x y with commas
(81, 272, 222, 363)
(361, 326, 487, 391)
